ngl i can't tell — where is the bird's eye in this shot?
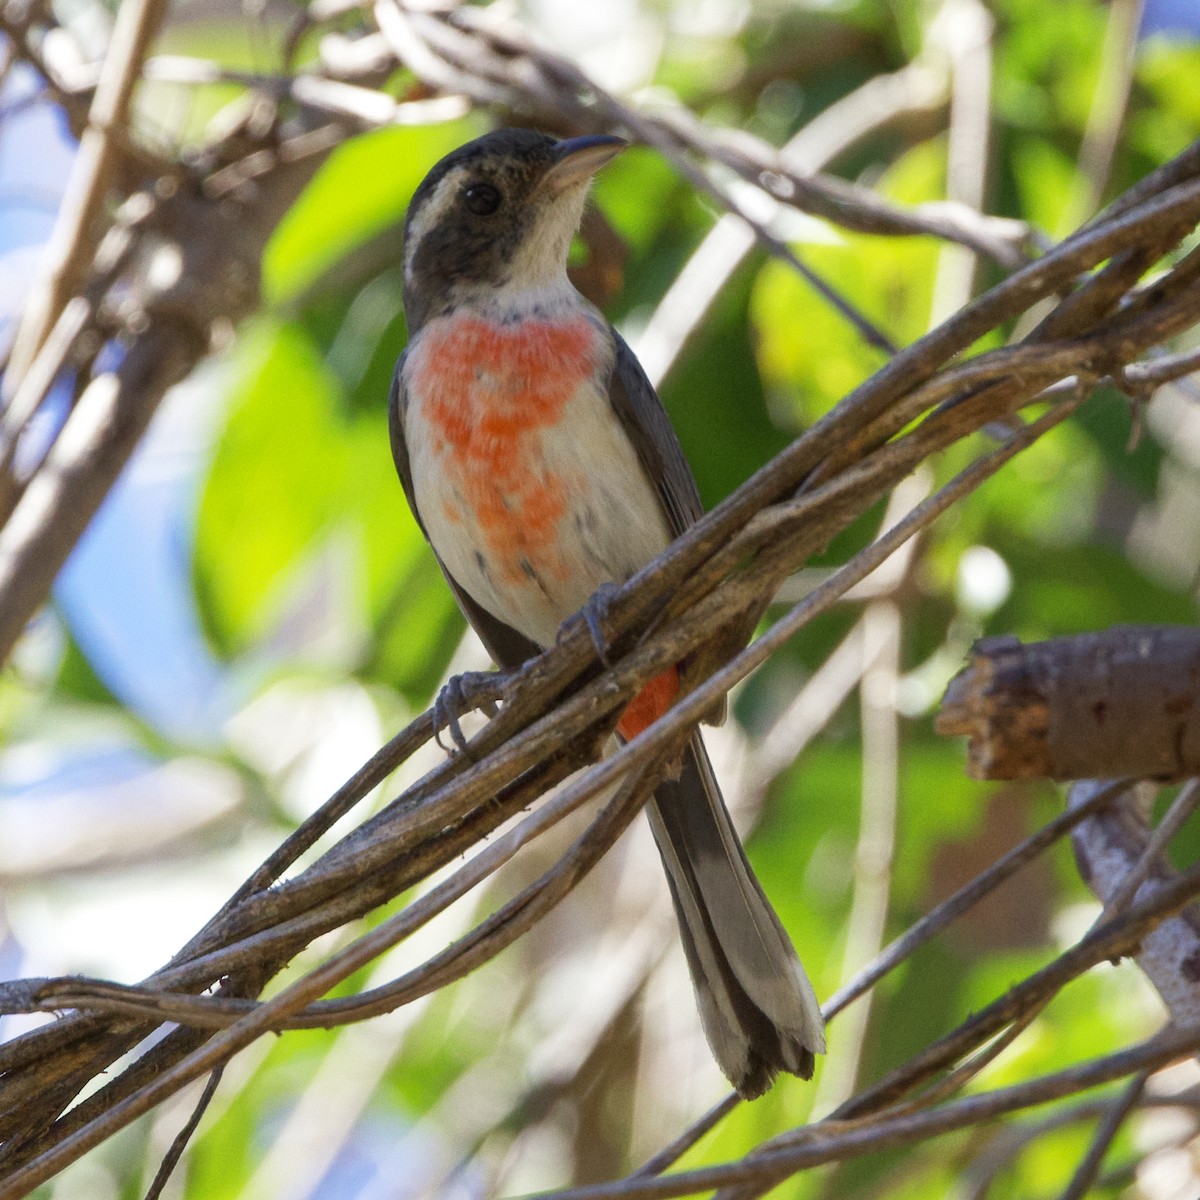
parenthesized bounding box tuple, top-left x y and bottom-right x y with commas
(463, 183, 502, 215)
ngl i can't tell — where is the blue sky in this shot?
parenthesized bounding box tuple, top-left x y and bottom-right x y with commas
(1142, 0, 1200, 37)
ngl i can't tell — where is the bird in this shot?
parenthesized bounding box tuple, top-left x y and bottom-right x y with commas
(388, 126, 825, 1097)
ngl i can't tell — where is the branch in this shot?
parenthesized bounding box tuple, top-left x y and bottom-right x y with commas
(1056, 1069, 1149, 1200)
(532, 1026, 1200, 1200)
(632, 865, 1200, 1200)
(0, 392, 1115, 1181)
(3, 158, 1198, 1173)
(0, 758, 668, 1199)
(3, 5, 1200, 1190)
(1070, 779, 1200, 1027)
(937, 629, 1200, 780)
(0, 123, 345, 663)
(3, 0, 169, 385)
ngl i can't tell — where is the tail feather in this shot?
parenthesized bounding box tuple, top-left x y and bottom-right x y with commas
(646, 734, 825, 1098)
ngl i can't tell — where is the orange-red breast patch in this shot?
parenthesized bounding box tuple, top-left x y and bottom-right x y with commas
(416, 313, 604, 587)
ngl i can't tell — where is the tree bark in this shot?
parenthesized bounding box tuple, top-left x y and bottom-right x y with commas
(938, 627, 1200, 781)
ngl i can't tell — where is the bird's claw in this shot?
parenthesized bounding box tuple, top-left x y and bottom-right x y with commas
(560, 580, 620, 667)
(432, 670, 506, 757)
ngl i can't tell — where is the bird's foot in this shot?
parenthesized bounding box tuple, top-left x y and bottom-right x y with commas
(432, 670, 507, 757)
(559, 580, 621, 667)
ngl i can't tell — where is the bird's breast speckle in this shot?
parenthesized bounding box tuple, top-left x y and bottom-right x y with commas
(409, 313, 603, 589)
(418, 313, 600, 446)
(406, 309, 669, 646)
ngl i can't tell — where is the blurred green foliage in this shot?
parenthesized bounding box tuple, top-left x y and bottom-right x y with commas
(12, 0, 1200, 1196)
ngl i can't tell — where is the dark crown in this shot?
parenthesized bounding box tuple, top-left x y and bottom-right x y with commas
(402, 129, 561, 328)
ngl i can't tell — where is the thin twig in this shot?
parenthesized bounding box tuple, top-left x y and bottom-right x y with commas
(1056, 1068, 1149, 1200)
(832, 860, 1200, 1126)
(824, 779, 1132, 1021)
(930, 0, 994, 325)
(631, 1095, 742, 1181)
(811, 600, 901, 1114)
(1124, 343, 1200, 388)
(141, 1068, 224, 1200)
(1063, 0, 1143, 231)
(531, 1026, 1200, 1200)
(4, 0, 168, 388)
(1098, 780, 1200, 922)
(634, 59, 948, 388)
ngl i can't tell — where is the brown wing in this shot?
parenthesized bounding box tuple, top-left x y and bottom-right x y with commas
(605, 329, 704, 540)
(604, 330, 727, 726)
(388, 357, 542, 672)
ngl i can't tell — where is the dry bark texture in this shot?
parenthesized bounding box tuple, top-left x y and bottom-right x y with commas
(938, 628, 1200, 781)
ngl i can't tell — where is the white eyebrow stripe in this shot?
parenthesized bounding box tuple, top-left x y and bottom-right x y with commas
(404, 166, 468, 281)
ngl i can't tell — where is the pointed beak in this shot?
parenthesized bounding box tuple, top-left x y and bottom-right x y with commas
(541, 134, 627, 195)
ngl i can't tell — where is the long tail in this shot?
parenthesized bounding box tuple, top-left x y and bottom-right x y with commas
(646, 734, 825, 1098)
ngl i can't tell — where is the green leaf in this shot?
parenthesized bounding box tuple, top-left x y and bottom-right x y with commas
(195, 320, 350, 652)
(263, 119, 482, 307)
(194, 315, 460, 700)
(751, 139, 945, 427)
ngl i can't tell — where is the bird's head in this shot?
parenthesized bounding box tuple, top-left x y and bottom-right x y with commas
(402, 127, 625, 329)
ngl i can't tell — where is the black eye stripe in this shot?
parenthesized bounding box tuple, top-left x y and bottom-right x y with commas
(463, 182, 502, 215)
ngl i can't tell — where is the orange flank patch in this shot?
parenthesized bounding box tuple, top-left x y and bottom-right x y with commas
(617, 666, 680, 740)
(417, 313, 603, 587)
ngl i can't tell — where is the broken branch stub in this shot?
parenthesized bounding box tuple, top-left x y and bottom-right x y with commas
(937, 627, 1200, 781)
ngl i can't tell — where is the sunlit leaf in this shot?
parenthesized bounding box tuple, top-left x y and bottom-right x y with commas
(264, 120, 482, 307)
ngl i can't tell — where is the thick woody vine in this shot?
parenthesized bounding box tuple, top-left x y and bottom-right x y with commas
(0, 1, 1199, 1197)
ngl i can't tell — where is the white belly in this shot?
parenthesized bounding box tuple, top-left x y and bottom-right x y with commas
(403, 322, 671, 648)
